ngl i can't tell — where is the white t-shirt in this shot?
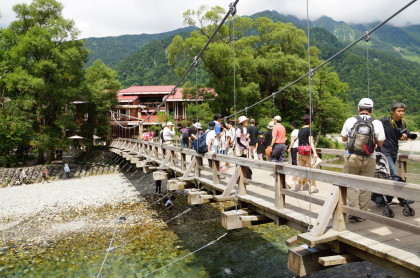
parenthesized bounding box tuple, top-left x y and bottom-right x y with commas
(206, 130, 216, 148)
(341, 115, 386, 155)
(219, 130, 227, 151)
(291, 129, 299, 148)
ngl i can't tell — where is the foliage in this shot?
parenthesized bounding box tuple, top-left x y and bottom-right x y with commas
(168, 6, 349, 137)
(0, 98, 34, 166)
(84, 26, 195, 67)
(0, 0, 121, 165)
(78, 60, 120, 152)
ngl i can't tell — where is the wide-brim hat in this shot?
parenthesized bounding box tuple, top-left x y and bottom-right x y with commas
(238, 116, 248, 124)
(267, 121, 274, 129)
(166, 122, 174, 126)
(194, 122, 202, 129)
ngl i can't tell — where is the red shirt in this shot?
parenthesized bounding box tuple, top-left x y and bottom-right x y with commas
(272, 124, 286, 144)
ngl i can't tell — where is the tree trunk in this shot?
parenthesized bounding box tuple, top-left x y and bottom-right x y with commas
(46, 150, 54, 164)
(37, 149, 45, 164)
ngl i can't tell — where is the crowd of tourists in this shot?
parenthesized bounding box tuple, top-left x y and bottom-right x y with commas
(152, 98, 416, 223)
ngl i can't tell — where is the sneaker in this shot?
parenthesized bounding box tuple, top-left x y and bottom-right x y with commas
(310, 188, 319, 194)
(348, 215, 365, 223)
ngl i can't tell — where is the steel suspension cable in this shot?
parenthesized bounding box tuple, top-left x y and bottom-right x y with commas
(222, 0, 417, 121)
(143, 0, 239, 123)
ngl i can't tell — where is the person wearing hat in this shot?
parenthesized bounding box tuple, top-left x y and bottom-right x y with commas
(188, 122, 202, 147)
(264, 121, 274, 161)
(341, 98, 385, 222)
(235, 116, 249, 157)
(288, 121, 300, 166)
(162, 121, 175, 145)
(269, 115, 287, 163)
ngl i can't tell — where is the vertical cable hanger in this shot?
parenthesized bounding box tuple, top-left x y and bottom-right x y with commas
(272, 93, 275, 117)
(306, 0, 314, 230)
(194, 57, 199, 123)
(363, 31, 371, 98)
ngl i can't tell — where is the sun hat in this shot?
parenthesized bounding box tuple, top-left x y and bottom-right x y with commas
(267, 121, 274, 129)
(166, 122, 174, 126)
(358, 98, 373, 108)
(274, 115, 282, 122)
(238, 116, 248, 124)
(194, 122, 202, 129)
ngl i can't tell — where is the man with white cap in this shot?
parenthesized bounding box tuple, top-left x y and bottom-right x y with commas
(341, 98, 385, 222)
(269, 115, 287, 163)
(162, 122, 175, 145)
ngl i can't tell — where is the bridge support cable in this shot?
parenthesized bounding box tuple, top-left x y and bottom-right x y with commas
(139, 232, 229, 278)
(95, 172, 153, 278)
(306, 0, 314, 231)
(222, 0, 417, 121)
(143, 0, 240, 123)
(363, 31, 371, 98)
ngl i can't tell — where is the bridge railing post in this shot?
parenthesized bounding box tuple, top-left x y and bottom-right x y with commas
(181, 153, 186, 171)
(238, 165, 247, 195)
(332, 185, 347, 231)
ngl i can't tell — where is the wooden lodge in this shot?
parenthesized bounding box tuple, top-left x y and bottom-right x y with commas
(110, 85, 214, 138)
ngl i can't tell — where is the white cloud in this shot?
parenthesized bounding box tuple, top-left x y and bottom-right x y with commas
(1, 0, 419, 38)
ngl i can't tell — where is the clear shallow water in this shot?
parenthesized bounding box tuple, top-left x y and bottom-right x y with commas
(0, 197, 299, 278)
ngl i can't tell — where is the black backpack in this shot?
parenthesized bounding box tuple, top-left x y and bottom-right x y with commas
(347, 116, 376, 156)
(160, 130, 165, 142)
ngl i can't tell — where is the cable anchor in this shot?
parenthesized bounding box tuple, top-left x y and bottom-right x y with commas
(192, 56, 199, 67)
(362, 31, 370, 42)
(229, 2, 237, 16)
(309, 68, 315, 78)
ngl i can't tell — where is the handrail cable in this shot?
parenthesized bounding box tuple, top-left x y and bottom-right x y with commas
(222, 0, 417, 121)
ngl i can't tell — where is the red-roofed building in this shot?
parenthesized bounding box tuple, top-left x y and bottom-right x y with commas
(110, 85, 214, 138)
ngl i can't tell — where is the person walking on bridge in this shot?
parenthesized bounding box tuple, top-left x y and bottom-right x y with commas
(269, 116, 286, 163)
(341, 98, 385, 223)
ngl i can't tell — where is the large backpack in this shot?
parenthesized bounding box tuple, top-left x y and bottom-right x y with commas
(193, 131, 208, 154)
(347, 115, 376, 156)
(181, 128, 189, 142)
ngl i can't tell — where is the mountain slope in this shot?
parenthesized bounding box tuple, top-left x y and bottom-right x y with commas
(84, 26, 195, 67)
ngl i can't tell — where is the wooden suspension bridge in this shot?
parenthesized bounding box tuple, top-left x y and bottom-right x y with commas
(110, 138, 420, 277)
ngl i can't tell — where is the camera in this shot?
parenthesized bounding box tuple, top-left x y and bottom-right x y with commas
(398, 128, 418, 140)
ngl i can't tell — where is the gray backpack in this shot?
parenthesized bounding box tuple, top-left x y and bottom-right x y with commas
(347, 116, 376, 156)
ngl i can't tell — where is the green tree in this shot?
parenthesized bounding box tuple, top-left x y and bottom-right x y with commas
(79, 60, 120, 153)
(1, 0, 88, 163)
(168, 6, 349, 136)
(0, 98, 34, 166)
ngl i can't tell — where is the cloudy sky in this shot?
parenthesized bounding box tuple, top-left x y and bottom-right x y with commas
(1, 0, 419, 38)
